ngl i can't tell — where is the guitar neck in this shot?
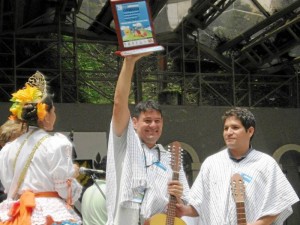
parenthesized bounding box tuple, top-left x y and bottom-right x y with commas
(166, 171, 179, 225)
(236, 202, 246, 225)
(231, 173, 247, 225)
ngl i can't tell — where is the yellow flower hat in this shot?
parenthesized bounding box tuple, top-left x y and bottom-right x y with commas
(9, 72, 48, 121)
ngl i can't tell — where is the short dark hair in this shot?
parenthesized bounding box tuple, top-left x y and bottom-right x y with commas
(222, 107, 256, 131)
(133, 100, 162, 118)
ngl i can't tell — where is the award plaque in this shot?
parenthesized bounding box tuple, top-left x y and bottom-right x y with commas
(110, 0, 164, 56)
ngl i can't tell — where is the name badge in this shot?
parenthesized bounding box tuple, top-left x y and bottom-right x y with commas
(154, 161, 167, 171)
(241, 173, 252, 183)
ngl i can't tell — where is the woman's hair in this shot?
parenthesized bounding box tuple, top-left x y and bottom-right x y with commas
(21, 95, 54, 127)
(0, 120, 26, 148)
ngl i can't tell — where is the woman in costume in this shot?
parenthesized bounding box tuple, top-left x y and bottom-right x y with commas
(0, 71, 82, 225)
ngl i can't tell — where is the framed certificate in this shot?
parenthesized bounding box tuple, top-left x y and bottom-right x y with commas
(110, 0, 164, 56)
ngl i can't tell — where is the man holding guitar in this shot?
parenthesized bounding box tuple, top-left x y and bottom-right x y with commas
(176, 107, 299, 225)
(106, 53, 190, 225)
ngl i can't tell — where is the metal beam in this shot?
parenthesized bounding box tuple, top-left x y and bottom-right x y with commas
(217, 0, 300, 52)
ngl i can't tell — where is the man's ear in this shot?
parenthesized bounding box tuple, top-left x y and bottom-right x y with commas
(132, 117, 138, 129)
(248, 126, 255, 138)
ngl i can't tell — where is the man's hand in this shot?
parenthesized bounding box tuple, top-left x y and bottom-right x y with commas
(123, 52, 153, 63)
(168, 180, 183, 203)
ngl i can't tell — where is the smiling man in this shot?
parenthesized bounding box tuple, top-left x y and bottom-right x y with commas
(105, 53, 190, 225)
(176, 107, 299, 225)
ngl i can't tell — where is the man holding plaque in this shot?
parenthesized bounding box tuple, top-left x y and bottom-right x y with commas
(105, 53, 190, 225)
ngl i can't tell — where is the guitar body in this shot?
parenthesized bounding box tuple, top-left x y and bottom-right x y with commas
(148, 213, 186, 225)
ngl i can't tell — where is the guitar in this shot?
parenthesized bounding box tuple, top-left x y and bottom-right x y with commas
(145, 141, 186, 225)
(230, 173, 247, 225)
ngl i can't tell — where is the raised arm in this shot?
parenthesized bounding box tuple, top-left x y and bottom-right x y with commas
(112, 53, 151, 136)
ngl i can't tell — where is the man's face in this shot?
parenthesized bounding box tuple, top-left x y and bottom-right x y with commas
(133, 109, 163, 148)
(223, 116, 254, 152)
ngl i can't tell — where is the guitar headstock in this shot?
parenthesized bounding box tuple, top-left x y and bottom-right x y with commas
(168, 141, 182, 173)
(231, 173, 245, 203)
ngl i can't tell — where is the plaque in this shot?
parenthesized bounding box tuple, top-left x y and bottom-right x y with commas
(110, 0, 164, 56)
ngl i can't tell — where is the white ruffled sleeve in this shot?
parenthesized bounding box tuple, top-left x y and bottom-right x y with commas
(47, 133, 82, 204)
(0, 142, 15, 193)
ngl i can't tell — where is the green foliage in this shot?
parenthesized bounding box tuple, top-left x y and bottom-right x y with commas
(61, 36, 119, 104)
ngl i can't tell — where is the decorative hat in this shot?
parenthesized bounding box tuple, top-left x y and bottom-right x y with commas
(9, 71, 48, 121)
(26, 71, 47, 97)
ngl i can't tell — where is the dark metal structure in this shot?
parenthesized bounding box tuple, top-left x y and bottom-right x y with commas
(0, 0, 299, 107)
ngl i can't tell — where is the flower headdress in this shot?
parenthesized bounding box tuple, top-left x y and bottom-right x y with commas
(9, 71, 48, 121)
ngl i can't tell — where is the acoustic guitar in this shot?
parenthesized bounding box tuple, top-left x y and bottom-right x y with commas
(145, 141, 186, 225)
(230, 173, 247, 225)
